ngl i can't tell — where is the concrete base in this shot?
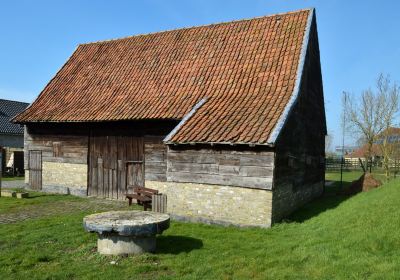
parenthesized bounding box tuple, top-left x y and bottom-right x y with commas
(97, 234, 156, 255)
(1, 190, 16, 197)
(16, 192, 29, 199)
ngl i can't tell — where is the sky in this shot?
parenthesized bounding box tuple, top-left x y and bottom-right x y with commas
(1, 0, 399, 148)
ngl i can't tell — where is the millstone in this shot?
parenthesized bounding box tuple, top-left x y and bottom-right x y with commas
(83, 210, 170, 255)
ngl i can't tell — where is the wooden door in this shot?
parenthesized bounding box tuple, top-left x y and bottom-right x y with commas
(29, 150, 42, 190)
(88, 136, 144, 200)
(126, 161, 144, 193)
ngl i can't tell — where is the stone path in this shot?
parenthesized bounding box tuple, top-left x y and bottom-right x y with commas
(0, 197, 129, 225)
(1, 180, 26, 189)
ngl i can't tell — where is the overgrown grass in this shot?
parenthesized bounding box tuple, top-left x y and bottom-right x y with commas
(1, 178, 400, 279)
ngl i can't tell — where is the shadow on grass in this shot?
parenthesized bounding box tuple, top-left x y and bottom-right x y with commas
(156, 235, 203, 254)
(25, 194, 56, 199)
(287, 181, 354, 223)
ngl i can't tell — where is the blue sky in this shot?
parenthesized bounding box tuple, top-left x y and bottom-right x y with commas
(1, 0, 399, 147)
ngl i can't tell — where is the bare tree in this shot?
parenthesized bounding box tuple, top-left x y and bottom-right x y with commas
(376, 74, 400, 178)
(344, 74, 399, 175)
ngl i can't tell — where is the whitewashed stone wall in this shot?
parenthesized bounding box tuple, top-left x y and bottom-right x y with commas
(146, 180, 273, 227)
(42, 162, 87, 196)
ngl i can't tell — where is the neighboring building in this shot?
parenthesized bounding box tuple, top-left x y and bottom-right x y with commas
(334, 146, 357, 157)
(0, 99, 29, 174)
(0, 99, 29, 147)
(347, 127, 400, 160)
(14, 9, 326, 227)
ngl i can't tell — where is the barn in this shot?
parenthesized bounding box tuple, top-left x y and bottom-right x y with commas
(14, 8, 326, 227)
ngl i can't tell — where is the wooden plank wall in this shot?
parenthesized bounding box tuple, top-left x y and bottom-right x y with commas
(167, 148, 274, 189)
(144, 136, 167, 182)
(24, 130, 88, 169)
(271, 16, 325, 222)
(88, 136, 144, 200)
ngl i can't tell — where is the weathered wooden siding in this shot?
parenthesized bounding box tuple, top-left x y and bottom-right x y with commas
(167, 147, 274, 189)
(24, 128, 88, 169)
(272, 15, 325, 222)
(24, 126, 89, 195)
(88, 135, 144, 199)
(145, 136, 167, 182)
(24, 123, 174, 195)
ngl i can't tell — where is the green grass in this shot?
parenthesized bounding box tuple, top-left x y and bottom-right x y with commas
(1, 177, 400, 279)
(0, 192, 81, 214)
(1, 176, 25, 181)
(325, 170, 364, 182)
(326, 169, 400, 185)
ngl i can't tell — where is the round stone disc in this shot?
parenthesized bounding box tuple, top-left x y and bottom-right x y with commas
(83, 210, 170, 237)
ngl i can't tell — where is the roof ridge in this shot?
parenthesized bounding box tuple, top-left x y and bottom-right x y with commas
(80, 8, 313, 46)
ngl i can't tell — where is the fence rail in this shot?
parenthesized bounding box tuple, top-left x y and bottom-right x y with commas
(326, 157, 400, 173)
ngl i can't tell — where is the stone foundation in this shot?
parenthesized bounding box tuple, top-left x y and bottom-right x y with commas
(146, 181, 272, 227)
(272, 180, 324, 222)
(97, 234, 156, 255)
(41, 162, 87, 196)
(25, 170, 29, 184)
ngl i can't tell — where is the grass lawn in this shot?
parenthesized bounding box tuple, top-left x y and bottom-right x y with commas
(1, 176, 400, 279)
(1, 176, 25, 181)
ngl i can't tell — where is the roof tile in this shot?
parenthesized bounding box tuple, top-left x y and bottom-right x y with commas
(14, 9, 312, 144)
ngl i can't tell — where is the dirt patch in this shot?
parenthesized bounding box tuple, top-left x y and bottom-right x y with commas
(342, 173, 382, 195)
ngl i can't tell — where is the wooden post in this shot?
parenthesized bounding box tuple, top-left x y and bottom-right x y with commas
(152, 194, 167, 213)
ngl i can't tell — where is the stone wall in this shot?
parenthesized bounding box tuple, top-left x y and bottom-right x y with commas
(4, 147, 23, 165)
(146, 180, 272, 227)
(272, 181, 323, 221)
(42, 162, 87, 196)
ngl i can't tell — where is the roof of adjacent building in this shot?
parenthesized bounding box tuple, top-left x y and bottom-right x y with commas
(0, 99, 29, 135)
(14, 8, 315, 145)
(347, 127, 400, 158)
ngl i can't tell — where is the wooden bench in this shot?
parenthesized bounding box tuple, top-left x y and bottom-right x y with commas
(126, 186, 159, 211)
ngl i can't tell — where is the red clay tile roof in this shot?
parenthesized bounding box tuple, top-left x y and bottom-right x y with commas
(14, 8, 314, 145)
(346, 144, 381, 158)
(347, 127, 400, 158)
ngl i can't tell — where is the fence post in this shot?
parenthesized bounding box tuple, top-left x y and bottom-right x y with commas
(152, 194, 167, 213)
(340, 156, 344, 189)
